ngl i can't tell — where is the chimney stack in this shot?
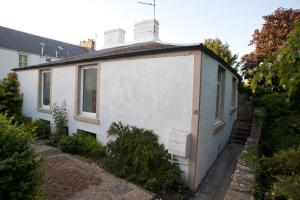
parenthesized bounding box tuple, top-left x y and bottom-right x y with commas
(79, 39, 95, 52)
(104, 28, 126, 48)
(134, 19, 159, 42)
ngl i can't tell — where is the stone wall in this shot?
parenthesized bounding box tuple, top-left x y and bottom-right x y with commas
(224, 119, 261, 200)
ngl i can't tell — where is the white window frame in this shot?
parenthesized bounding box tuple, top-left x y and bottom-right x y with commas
(215, 66, 225, 123)
(231, 77, 237, 108)
(79, 66, 97, 118)
(41, 70, 51, 110)
(19, 53, 29, 67)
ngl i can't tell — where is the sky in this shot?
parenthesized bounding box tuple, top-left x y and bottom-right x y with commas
(1, 0, 299, 58)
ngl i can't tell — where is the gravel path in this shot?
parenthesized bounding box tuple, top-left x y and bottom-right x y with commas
(31, 142, 154, 200)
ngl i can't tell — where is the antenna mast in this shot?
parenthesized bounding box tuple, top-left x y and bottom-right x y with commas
(138, 0, 157, 35)
(138, 0, 156, 20)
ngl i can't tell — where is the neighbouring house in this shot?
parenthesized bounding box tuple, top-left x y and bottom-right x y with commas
(13, 19, 239, 190)
(0, 25, 94, 79)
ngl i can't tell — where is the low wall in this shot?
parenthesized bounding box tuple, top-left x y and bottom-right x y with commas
(224, 119, 261, 200)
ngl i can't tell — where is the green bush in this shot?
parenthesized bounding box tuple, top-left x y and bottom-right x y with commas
(0, 114, 42, 199)
(0, 72, 23, 117)
(258, 114, 300, 156)
(104, 122, 183, 192)
(50, 103, 68, 145)
(261, 146, 300, 178)
(32, 119, 51, 139)
(58, 133, 104, 157)
(253, 92, 290, 125)
(252, 118, 300, 199)
(254, 146, 300, 200)
(267, 175, 300, 200)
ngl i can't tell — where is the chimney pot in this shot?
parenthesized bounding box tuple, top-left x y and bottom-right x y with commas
(134, 19, 159, 42)
(79, 39, 95, 52)
(104, 28, 126, 48)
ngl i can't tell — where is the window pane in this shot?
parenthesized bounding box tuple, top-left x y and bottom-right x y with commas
(19, 54, 28, 67)
(215, 84, 220, 119)
(231, 78, 237, 107)
(82, 68, 97, 113)
(217, 68, 222, 82)
(42, 72, 50, 105)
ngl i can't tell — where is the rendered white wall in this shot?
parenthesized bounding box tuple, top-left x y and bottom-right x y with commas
(0, 48, 18, 79)
(194, 52, 238, 187)
(0, 48, 58, 79)
(17, 54, 195, 178)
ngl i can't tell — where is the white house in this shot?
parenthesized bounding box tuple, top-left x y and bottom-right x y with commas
(13, 19, 239, 190)
(0, 26, 94, 79)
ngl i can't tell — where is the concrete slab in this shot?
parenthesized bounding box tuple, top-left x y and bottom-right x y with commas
(190, 143, 243, 200)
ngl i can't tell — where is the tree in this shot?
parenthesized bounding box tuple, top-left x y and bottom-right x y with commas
(241, 8, 300, 80)
(203, 38, 239, 68)
(251, 19, 300, 99)
(0, 72, 23, 116)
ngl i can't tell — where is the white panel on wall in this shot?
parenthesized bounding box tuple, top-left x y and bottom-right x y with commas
(168, 129, 191, 157)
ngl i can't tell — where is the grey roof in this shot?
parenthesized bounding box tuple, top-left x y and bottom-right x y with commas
(0, 26, 88, 58)
(13, 41, 240, 78)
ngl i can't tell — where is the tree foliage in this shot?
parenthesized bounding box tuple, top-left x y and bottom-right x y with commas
(203, 38, 239, 68)
(251, 19, 300, 96)
(0, 72, 23, 117)
(0, 114, 42, 199)
(241, 8, 300, 80)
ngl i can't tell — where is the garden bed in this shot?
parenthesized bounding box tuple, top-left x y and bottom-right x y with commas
(32, 143, 154, 200)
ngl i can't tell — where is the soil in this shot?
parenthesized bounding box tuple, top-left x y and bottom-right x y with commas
(32, 143, 154, 200)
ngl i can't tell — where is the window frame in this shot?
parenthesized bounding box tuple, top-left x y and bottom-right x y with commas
(75, 63, 100, 124)
(231, 77, 237, 108)
(79, 66, 97, 118)
(215, 66, 225, 122)
(213, 66, 226, 134)
(37, 69, 52, 113)
(18, 53, 29, 67)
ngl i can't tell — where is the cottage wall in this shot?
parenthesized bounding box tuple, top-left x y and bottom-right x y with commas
(17, 53, 195, 177)
(194, 52, 238, 187)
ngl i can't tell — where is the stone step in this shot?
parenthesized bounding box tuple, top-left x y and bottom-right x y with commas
(230, 138, 246, 145)
(236, 120, 251, 126)
(234, 131, 250, 137)
(231, 134, 248, 140)
(235, 128, 250, 135)
(236, 124, 250, 129)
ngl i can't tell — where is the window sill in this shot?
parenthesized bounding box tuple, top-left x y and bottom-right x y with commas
(37, 107, 52, 114)
(213, 121, 225, 135)
(74, 115, 99, 125)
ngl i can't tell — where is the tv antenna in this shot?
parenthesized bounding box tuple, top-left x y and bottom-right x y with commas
(138, 0, 156, 21)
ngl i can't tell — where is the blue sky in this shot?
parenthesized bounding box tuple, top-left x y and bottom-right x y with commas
(1, 0, 299, 58)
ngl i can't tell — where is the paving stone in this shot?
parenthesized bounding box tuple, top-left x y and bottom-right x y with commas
(190, 144, 243, 200)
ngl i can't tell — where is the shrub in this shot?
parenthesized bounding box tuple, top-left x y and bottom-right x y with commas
(254, 146, 300, 200)
(58, 133, 104, 157)
(253, 92, 290, 125)
(267, 175, 300, 200)
(0, 114, 42, 199)
(104, 121, 183, 192)
(261, 146, 300, 177)
(32, 119, 51, 139)
(258, 114, 300, 156)
(0, 72, 23, 117)
(50, 103, 68, 145)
